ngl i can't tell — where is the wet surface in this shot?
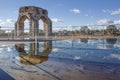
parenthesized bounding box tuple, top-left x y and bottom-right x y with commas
(0, 38, 120, 80)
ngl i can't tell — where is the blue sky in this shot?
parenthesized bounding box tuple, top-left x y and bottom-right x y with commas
(0, 0, 120, 28)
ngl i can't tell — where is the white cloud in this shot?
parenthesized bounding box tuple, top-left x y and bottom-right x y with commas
(51, 18, 64, 23)
(102, 9, 111, 13)
(103, 9, 120, 15)
(97, 19, 110, 25)
(6, 19, 14, 23)
(97, 19, 120, 25)
(96, 19, 115, 25)
(0, 18, 14, 27)
(114, 20, 120, 24)
(24, 19, 29, 23)
(0, 20, 5, 26)
(70, 8, 80, 14)
(85, 14, 94, 18)
(111, 8, 120, 15)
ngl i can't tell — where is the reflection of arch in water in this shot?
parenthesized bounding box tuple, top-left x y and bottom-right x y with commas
(15, 41, 52, 65)
(106, 38, 117, 44)
(80, 38, 88, 43)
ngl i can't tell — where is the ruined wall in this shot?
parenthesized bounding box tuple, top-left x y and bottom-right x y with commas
(15, 6, 52, 38)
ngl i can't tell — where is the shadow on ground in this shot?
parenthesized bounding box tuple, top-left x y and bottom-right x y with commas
(0, 68, 15, 80)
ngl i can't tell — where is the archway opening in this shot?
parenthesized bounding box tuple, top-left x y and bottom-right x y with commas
(24, 19, 30, 39)
(39, 20, 44, 36)
(39, 20, 44, 53)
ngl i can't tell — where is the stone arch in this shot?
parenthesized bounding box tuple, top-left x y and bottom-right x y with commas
(15, 6, 52, 39)
(15, 15, 30, 38)
(39, 16, 52, 37)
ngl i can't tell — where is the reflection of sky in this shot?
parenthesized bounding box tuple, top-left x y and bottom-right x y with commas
(52, 48, 60, 52)
(0, 44, 19, 67)
(97, 44, 108, 49)
(51, 38, 120, 64)
(114, 43, 120, 49)
(0, 40, 120, 80)
(0, 38, 120, 66)
(110, 54, 120, 60)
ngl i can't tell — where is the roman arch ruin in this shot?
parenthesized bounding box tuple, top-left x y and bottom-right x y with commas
(15, 6, 52, 38)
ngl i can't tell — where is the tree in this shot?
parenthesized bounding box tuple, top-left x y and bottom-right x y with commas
(80, 38, 88, 43)
(106, 25, 117, 35)
(106, 38, 117, 44)
(80, 26, 89, 35)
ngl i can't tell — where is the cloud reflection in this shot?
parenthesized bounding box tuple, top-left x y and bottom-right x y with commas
(97, 44, 108, 49)
(114, 43, 120, 49)
(52, 48, 60, 52)
(74, 56, 81, 60)
(110, 54, 120, 60)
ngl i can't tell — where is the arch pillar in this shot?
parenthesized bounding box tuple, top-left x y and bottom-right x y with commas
(29, 19, 39, 39)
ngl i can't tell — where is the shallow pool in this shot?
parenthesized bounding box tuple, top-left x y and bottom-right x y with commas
(0, 38, 120, 80)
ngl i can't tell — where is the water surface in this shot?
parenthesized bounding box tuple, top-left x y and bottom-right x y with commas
(0, 38, 120, 80)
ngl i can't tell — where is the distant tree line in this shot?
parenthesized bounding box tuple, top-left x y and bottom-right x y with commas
(0, 25, 120, 37)
(51, 25, 120, 36)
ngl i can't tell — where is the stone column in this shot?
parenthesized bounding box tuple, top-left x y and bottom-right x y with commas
(30, 19, 39, 39)
(19, 22, 24, 39)
(14, 22, 17, 38)
(29, 43, 39, 55)
(41, 41, 52, 56)
(15, 44, 26, 53)
(44, 18, 52, 38)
